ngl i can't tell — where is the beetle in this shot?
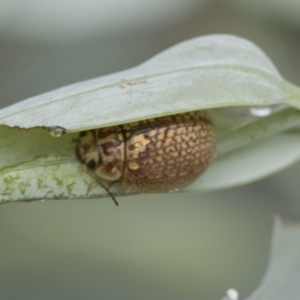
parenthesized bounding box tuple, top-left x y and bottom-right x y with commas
(76, 110, 215, 205)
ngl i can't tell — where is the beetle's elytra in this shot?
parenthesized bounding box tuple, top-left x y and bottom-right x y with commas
(76, 111, 215, 205)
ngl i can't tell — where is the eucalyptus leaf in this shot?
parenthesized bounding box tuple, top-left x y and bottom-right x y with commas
(1, 34, 300, 203)
(0, 34, 299, 132)
(243, 217, 300, 300)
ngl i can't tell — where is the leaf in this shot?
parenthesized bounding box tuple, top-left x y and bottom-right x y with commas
(185, 108, 300, 192)
(243, 217, 300, 300)
(0, 34, 299, 132)
(1, 34, 300, 203)
(0, 108, 300, 203)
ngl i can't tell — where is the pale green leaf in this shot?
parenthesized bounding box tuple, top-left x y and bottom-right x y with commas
(1, 108, 300, 203)
(1, 34, 300, 203)
(243, 217, 300, 300)
(0, 34, 299, 132)
(185, 108, 300, 192)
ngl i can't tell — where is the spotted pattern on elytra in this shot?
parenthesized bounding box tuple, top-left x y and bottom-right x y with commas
(121, 111, 215, 193)
(76, 110, 215, 197)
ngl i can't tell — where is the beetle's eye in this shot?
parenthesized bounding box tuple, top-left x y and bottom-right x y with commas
(87, 159, 97, 170)
(79, 131, 87, 137)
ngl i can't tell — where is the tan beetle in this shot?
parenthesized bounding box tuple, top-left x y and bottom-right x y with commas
(76, 110, 215, 205)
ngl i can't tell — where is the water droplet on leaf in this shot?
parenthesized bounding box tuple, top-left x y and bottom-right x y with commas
(49, 126, 66, 137)
(250, 106, 273, 117)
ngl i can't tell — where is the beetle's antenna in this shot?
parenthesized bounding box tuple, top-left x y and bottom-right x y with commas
(97, 180, 119, 207)
(84, 168, 119, 206)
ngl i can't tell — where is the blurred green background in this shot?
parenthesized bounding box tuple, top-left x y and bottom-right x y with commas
(0, 1, 300, 299)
